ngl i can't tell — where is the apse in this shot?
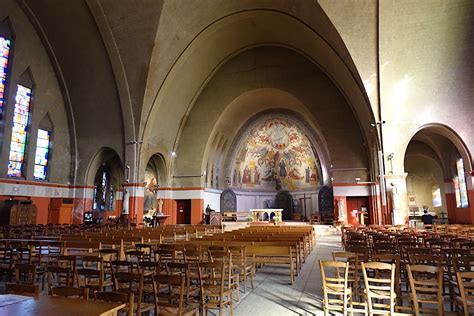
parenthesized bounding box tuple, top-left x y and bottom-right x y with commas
(229, 117, 322, 192)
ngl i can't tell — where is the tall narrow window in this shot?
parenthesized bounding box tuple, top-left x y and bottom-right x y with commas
(33, 129, 50, 180)
(456, 158, 469, 208)
(0, 35, 11, 113)
(431, 185, 442, 207)
(8, 84, 32, 177)
(93, 166, 114, 211)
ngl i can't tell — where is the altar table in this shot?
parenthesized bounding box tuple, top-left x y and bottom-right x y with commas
(250, 209, 283, 224)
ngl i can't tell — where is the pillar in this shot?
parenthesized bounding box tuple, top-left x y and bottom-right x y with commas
(385, 173, 409, 225)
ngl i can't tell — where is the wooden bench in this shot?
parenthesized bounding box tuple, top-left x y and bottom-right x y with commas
(247, 243, 295, 284)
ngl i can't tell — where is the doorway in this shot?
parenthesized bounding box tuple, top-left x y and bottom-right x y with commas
(176, 200, 191, 224)
(346, 196, 370, 226)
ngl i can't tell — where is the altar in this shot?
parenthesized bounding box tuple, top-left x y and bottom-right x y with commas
(250, 209, 283, 224)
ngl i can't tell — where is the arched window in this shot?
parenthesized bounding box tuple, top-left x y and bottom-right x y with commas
(33, 129, 50, 180)
(33, 114, 53, 181)
(454, 158, 469, 208)
(0, 34, 11, 114)
(93, 165, 115, 211)
(431, 185, 442, 207)
(8, 83, 32, 177)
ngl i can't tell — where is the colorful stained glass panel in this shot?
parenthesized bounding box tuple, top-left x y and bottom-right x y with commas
(0, 36, 10, 112)
(7, 84, 32, 178)
(33, 129, 50, 180)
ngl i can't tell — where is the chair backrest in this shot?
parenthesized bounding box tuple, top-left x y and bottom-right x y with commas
(112, 271, 146, 314)
(453, 256, 474, 273)
(154, 274, 186, 314)
(406, 264, 443, 315)
(408, 254, 442, 268)
(5, 282, 39, 296)
(456, 271, 474, 316)
(319, 260, 350, 314)
(15, 247, 32, 264)
(198, 261, 229, 294)
(361, 261, 396, 314)
(94, 291, 134, 316)
(14, 263, 37, 284)
(51, 286, 89, 300)
(47, 265, 72, 292)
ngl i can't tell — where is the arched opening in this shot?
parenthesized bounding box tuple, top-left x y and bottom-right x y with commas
(143, 153, 167, 226)
(404, 125, 474, 225)
(85, 148, 123, 221)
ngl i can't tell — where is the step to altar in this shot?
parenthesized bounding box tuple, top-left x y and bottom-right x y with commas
(222, 221, 341, 235)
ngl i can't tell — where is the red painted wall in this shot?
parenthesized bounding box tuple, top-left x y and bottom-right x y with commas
(445, 190, 474, 224)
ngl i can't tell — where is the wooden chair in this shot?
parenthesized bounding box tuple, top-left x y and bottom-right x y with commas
(5, 282, 39, 296)
(332, 251, 360, 300)
(155, 274, 198, 315)
(229, 245, 254, 293)
(112, 271, 157, 315)
(0, 247, 13, 282)
(125, 250, 145, 272)
(198, 261, 234, 316)
(319, 260, 352, 316)
(361, 261, 396, 315)
(456, 271, 474, 316)
(50, 286, 89, 300)
(14, 263, 37, 284)
(406, 264, 443, 315)
(47, 266, 73, 293)
(95, 291, 134, 316)
(373, 254, 402, 305)
(76, 256, 111, 293)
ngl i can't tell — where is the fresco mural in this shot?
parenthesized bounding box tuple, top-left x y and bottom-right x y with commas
(232, 118, 321, 191)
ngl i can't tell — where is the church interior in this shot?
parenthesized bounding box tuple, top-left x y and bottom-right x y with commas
(0, 0, 473, 315)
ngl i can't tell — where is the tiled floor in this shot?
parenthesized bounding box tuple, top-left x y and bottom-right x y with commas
(229, 234, 342, 316)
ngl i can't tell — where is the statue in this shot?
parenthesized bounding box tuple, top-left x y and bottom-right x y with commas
(157, 198, 164, 215)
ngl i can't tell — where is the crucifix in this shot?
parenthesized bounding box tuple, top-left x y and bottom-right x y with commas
(299, 193, 312, 221)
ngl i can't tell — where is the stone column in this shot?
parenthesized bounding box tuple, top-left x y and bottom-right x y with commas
(385, 173, 409, 225)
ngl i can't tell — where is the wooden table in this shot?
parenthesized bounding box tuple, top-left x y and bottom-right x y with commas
(0, 294, 126, 315)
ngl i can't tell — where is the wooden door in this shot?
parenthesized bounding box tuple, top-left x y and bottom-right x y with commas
(346, 196, 370, 226)
(176, 200, 191, 224)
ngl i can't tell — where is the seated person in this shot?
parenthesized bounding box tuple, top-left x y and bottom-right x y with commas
(421, 209, 433, 225)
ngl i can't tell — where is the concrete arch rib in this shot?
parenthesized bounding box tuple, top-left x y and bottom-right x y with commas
(141, 9, 376, 165)
(403, 123, 473, 173)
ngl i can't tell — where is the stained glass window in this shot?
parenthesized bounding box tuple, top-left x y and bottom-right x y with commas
(33, 129, 50, 180)
(0, 36, 11, 113)
(93, 166, 114, 211)
(7, 84, 32, 177)
(456, 158, 469, 208)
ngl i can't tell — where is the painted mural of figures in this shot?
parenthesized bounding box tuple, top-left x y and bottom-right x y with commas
(232, 169, 237, 186)
(289, 168, 303, 180)
(310, 165, 318, 181)
(242, 165, 251, 183)
(255, 168, 260, 183)
(279, 159, 287, 177)
(305, 166, 310, 183)
(237, 169, 241, 185)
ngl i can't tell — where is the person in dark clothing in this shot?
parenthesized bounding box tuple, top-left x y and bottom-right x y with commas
(421, 209, 433, 225)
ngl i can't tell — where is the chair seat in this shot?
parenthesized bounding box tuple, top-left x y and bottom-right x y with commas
(158, 305, 197, 316)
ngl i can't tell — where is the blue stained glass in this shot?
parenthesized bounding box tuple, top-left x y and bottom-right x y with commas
(33, 128, 51, 180)
(8, 84, 32, 178)
(0, 36, 10, 112)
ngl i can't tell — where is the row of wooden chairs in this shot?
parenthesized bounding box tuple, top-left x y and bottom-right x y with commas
(321, 259, 474, 316)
